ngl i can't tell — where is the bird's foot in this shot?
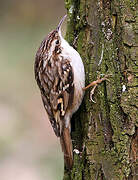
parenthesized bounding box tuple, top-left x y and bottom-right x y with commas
(83, 74, 112, 103)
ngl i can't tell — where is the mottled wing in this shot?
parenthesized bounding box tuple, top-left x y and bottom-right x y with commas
(34, 42, 74, 137)
(35, 49, 60, 136)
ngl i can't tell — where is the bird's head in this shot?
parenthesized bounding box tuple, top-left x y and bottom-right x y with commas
(42, 15, 67, 55)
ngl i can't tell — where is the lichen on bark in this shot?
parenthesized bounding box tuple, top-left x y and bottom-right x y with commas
(63, 0, 138, 179)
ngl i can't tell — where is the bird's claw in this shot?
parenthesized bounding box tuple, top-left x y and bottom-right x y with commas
(90, 85, 97, 103)
(83, 74, 112, 102)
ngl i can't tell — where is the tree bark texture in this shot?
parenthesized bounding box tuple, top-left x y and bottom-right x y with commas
(63, 0, 137, 179)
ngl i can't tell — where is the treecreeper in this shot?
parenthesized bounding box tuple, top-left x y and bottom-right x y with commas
(34, 15, 109, 169)
(34, 15, 85, 169)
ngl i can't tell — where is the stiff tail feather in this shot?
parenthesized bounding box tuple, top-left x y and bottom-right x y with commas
(60, 127, 73, 169)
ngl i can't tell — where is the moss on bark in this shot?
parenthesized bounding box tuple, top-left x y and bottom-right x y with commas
(63, 0, 138, 179)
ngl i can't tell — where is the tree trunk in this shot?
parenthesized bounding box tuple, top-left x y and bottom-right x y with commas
(63, 0, 137, 179)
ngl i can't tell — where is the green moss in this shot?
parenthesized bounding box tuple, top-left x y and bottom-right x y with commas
(64, 0, 137, 179)
(71, 154, 84, 180)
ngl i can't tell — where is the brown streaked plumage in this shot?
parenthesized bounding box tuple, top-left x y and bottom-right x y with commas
(34, 15, 85, 169)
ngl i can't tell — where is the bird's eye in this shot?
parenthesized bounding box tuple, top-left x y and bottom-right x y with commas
(56, 40, 59, 44)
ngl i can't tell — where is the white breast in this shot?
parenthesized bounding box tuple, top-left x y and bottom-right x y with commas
(60, 36, 85, 126)
(60, 37, 85, 89)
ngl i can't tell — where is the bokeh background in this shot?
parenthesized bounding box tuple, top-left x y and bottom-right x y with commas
(0, 0, 66, 179)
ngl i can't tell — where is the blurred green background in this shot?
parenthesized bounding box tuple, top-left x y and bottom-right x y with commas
(0, 0, 66, 179)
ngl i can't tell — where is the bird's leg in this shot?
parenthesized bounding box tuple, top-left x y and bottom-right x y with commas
(83, 75, 111, 91)
(83, 74, 111, 102)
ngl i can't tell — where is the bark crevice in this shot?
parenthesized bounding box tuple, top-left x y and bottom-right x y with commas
(63, 0, 138, 179)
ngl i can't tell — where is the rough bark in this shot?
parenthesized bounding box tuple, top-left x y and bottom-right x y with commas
(63, 0, 138, 179)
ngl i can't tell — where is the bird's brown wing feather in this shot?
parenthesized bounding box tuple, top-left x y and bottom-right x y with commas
(35, 49, 74, 137)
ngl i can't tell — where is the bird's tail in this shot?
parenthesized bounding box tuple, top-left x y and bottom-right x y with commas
(60, 127, 73, 169)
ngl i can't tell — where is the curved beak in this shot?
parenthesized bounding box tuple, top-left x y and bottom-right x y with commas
(56, 14, 67, 32)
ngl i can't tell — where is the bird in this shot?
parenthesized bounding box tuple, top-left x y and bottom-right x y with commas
(34, 15, 85, 169)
